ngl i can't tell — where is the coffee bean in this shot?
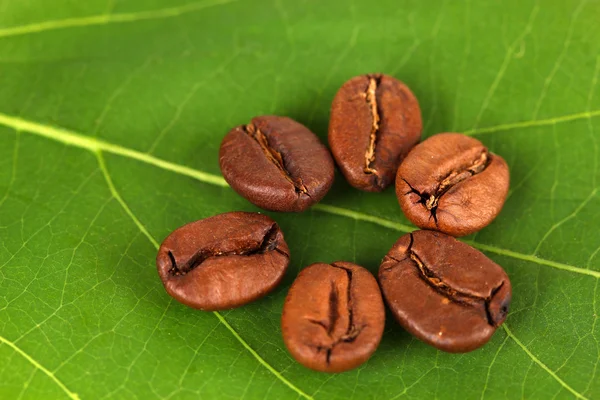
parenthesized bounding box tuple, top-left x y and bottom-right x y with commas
(281, 261, 385, 372)
(396, 133, 509, 237)
(156, 212, 289, 311)
(219, 116, 334, 212)
(329, 73, 422, 192)
(379, 230, 511, 352)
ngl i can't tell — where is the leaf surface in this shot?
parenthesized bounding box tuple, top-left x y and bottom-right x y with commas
(0, 0, 599, 399)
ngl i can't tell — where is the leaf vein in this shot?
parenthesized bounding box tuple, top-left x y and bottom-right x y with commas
(422, 1, 445, 135)
(0, 334, 80, 400)
(93, 57, 155, 137)
(97, 151, 159, 248)
(531, 0, 586, 120)
(0, 130, 19, 208)
(533, 188, 598, 255)
(146, 49, 242, 154)
(464, 109, 600, 136)
(586, 55, 600, 189)
(0, 0, 239, 39)
(503, 324, 588, 400)
(0, 112, 598, 279)
(95, 153, 312, 400)
(479, 335, 509, 400)
(471, 3, 539, 130)
(307, 25, 360, 125)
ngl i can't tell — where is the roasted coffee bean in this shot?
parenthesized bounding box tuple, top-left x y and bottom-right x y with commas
(219, 116, 334, 212)
(329, 73, 422, 192)
(396, 133, 509, 237)
(379, 230, 511, 352)
(281, 261, 385, 373)
(156, 212, 289, 311)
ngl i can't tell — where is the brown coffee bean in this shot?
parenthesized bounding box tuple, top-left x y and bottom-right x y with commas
(156, 212, 289, 311)
(379, 230, 512, 353)
(396, 133, 510, 237)
(329, 73, 422, 192)
(281, 261, 385, 373)
(219, 116, 334, 212)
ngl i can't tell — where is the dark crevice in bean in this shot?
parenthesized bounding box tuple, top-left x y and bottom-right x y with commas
(167, 251, 178, 275)
(380, 256, 402, 272)
(331, 263, 359, 341)
(401, 178, 439, 225)
(425, 151, 489, 210)
(402, 233, 506, 327)
(284, 261, 385, 372)
(484, 282, 507, 327)
(363, 75, 382, 176)
(325, 348, 332, 365)
(329, 263, 364, 361)
(307, 319, 329, 332)
(306, 263, 364, 365)
(168, 223, 286, 277)
(327, 281, 339, 336)
(401, 152, 490, 224)
(259, 223, 283, 253)
(244, 123, 311, 197)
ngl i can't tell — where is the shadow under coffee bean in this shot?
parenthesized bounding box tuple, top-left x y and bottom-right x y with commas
(379, 230, 512, 353)
(156, 212, 290, 311)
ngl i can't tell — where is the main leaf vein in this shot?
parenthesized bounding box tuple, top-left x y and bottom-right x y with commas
(0, 111, 597, 279)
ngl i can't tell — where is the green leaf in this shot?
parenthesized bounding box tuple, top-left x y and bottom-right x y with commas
(0, 0, 598, 398)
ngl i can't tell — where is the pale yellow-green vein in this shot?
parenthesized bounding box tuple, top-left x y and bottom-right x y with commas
(96, 151, 160, 248)
(465, 109, 600, 136)
(0, 335, 80, 400)
(95, 156, 311, 399)
(0, 0, 238, 39)
(0, 111, 597, 279)
(214, 313, 314, 400)
(503, 325, 588, 399)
